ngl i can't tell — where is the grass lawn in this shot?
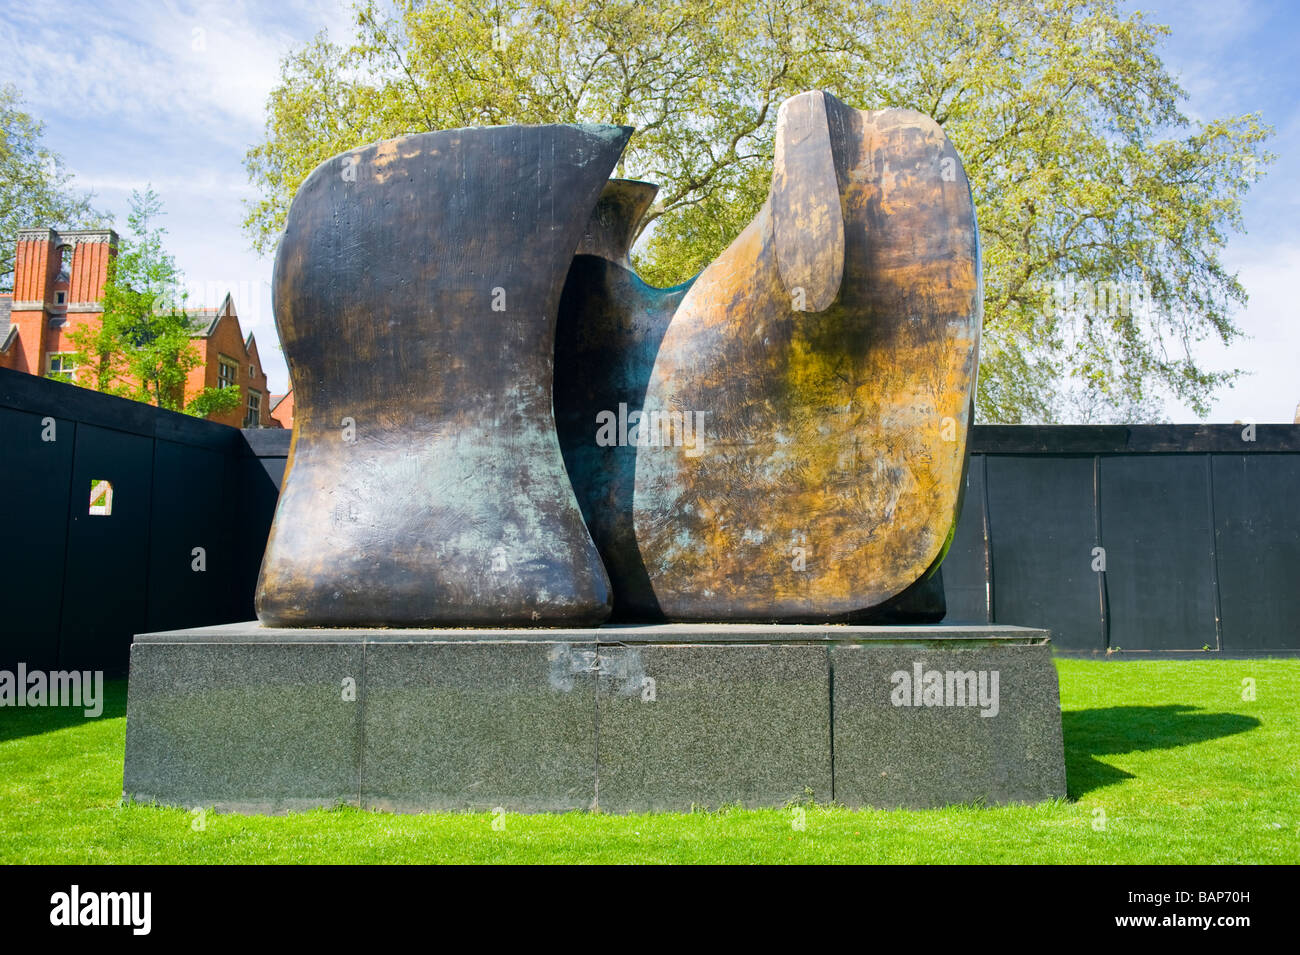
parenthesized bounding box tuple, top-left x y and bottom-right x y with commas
(0, 659, 1295, 864)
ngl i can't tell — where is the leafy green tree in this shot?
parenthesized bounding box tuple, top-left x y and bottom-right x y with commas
(244, 0, 1272, 423)
(184, 385, 243, 419)
(0, 84, 107, 289)
(68, 188, 241, 419)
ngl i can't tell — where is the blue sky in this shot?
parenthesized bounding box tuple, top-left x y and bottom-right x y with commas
(1, 0, 1295, 420)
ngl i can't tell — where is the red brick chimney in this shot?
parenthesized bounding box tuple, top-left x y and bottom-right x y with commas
(1, 227, 117, 375)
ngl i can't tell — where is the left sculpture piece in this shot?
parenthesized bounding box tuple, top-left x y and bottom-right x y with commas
(255, 124, 630, 627)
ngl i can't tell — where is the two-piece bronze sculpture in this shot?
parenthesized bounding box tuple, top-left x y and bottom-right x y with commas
(128, 94, 1072, 817)
(256, 91, 982, 628)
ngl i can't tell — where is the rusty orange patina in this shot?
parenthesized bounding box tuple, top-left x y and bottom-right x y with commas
(627, 92, 982, 621)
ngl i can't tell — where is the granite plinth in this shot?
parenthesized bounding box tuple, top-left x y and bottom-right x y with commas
(595, 644, 831, 811)
(123, 622, 1066, 813)
(123, 642, 363, 813)
(831, 643, 1067, 808)
(362, 641, 597, 812)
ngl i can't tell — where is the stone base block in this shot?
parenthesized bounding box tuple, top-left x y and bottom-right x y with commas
(831, 644, 1067, 808)
(123, 622, 1066, 813)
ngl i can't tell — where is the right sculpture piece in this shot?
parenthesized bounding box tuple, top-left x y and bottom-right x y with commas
(631, 90, 982, 622)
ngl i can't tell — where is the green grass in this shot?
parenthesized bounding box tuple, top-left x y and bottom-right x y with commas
(1, 659, 1296, 863)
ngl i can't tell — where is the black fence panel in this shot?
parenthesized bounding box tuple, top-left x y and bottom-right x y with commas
(0, 406, 75, 671)
(941, 455, 991, 624)
(1212, 453, 1300, 651)
(983, 455, 1104, 651)
(145, 440, 242, 633)
(233, 450, 286, 622)
(59, 423, 155, 672)
(1099, 455, 1219, 651)
(2, 366, 1298, 665)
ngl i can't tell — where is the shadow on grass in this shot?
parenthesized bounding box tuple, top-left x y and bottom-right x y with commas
(0, 679, 127, 743)
(1063, 704, 1260, 798)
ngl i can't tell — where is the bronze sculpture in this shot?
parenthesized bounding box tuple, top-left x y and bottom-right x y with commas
(125, 98, 1067, 823)
(553, 179, 692, 620)
(261, 91, 979, 628)
(256, 123, 628, 627)
(559, 91, 981, 622)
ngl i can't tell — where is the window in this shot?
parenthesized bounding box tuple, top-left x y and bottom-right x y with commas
(218, 356, 239, 389)
(89, 480, 113, 516)
(249, 363, 256, 378)
(245, 389, 261, 427)
(47, 353, 76, 382)
(54, 291, 66, 305)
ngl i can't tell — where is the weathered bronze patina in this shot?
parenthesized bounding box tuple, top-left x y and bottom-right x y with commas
(262, 95, 977, 627)
(257, 123, 630, 627)
(554, 179, 693, 620)
(561, 91, 982, 622)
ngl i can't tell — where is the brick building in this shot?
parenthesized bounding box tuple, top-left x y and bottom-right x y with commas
(181, 293, 277, 429)
(0, 227, 278, 428)
(269, 389, 294, 429)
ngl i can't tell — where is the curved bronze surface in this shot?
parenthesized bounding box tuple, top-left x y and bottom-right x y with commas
(555, 180, 694, 620)
(629, 92, 982, 621)
(257, 123, 630, 627)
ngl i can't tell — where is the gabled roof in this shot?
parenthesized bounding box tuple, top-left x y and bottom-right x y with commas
(270, 389, 292, 411)
(184, 291, 236, 338)
(185, 308, 224, 337)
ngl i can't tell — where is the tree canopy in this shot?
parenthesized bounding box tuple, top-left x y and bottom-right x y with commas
(68, 188, 241, 419)
(0, 84, 107, 289)
(244, 0, 1273, 422)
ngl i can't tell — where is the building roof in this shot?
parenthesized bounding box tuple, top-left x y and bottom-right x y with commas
(183, 291, 236, 338)
(184, 308, 224, 337)
(270, 389, 292, 411)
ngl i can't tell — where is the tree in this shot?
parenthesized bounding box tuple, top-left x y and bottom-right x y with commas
(0, 84, 107, 289)
(243, 0, 1272, 423)
(68, 188, 242, 419)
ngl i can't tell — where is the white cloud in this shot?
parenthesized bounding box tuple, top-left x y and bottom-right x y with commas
(0, 0, 351, 146)
(0, 0, 354, 394)
(1167, 240, 1300, 422)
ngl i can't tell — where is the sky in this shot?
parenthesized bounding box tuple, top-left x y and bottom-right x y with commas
(1, 0, 1295, 421)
